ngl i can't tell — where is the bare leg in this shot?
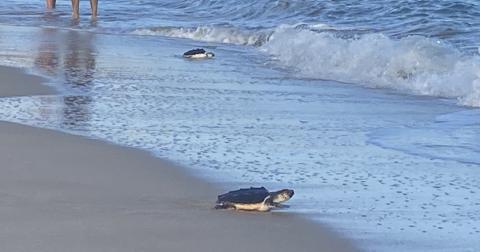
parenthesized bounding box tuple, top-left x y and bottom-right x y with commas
(46, 0, 56, 9)
(90, 0, 98, 19)
(71, 0, 80, 19)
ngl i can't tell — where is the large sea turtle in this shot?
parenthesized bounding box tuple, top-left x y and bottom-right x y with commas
(215, 187, 294, 212)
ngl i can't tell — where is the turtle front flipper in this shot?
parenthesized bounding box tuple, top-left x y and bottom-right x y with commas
(271, 202, 290, 209)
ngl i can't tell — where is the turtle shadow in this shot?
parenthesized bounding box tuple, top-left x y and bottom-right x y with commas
(275, 204, 290, 209)
(212, 204, 291, 212)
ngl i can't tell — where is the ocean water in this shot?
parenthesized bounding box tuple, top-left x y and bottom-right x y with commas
(0, 1, 479, 252)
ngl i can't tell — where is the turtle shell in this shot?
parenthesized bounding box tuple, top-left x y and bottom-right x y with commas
(183, 48, 206, 56)
(217, 187, 270, 204)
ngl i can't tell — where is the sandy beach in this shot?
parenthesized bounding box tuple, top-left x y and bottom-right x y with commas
(0, 66, 358, 251)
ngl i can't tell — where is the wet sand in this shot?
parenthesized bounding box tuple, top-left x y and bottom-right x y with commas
(0, 66, 359, 251)
(0, 66, 53, 97)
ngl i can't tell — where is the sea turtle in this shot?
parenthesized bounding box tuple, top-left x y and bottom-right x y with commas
(215, 187, 294, 212)
(183, 48, 215, 59)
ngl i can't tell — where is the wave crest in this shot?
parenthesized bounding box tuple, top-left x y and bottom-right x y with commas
(263, 26, 480, 107)
(132, 26, 271, 46)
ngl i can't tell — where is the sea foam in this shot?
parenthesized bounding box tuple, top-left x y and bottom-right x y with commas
(132, 26, 270, 46)
(263, 26, 480, 107)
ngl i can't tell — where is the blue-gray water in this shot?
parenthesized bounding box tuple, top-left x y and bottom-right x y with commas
(0, 1, 479, 252)
(1, 0, 479, 106)
(2, 0, 480, 51)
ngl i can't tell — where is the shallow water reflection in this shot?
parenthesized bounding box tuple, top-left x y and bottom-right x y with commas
(63, 30, 96, 90)
(34, 27, 97, 90)
(34, 27, 96, 130)
(62, 95, 92, 129)
(34, 28, 60, 75)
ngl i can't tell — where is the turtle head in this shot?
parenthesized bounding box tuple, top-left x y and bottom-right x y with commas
(270, 189, 294, 204)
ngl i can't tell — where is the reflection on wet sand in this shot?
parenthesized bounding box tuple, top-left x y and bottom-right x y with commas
(34, 28, 97, 130)
(62, 95, 93, 128)
(64, 30, 96, 90)
(34, 28, 60, 75)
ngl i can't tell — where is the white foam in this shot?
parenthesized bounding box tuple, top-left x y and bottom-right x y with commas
(262, 26, 480, 107)
(132, 26, 270, 46)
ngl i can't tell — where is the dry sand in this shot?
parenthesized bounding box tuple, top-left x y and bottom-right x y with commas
(0, 66, 359, 252)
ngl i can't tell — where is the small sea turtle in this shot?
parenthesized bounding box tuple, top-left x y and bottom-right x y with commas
(183, 48, 215, 59)
(215, 187, 294, 212)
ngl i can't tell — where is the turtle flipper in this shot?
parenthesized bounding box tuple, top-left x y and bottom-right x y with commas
(271, 203, 290, 209)
(214, 202, 236, 210)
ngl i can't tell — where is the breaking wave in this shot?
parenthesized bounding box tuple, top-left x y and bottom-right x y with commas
(133, 24, 480, 107)
(132, 26, 271, 46)
(263, 26, 480, 107)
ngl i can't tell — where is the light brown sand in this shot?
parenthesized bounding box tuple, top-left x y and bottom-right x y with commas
(0, 66, 359, 252)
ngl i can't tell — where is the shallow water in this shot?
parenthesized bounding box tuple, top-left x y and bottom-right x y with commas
(2, 0, 480, 50)
(1, 0, 480, 107)
(0, 24, 479, 252)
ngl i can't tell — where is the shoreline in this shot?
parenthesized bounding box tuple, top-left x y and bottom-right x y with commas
(0, 65, 359, 251)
